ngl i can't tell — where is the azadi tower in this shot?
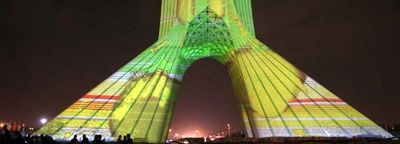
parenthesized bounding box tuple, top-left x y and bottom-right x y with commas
(36, 0, 393, 142)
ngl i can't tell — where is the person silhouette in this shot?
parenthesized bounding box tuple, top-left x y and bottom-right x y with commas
(69, 134, 78, 144)
(123, 135, 127, 143)
(126, 134, 133, 144)
(116, 135, 123, 144)
(81, 134, 89, 144)
(15, 132, 25, 144)
(25, 134, 34, 144)
(40, 134, 49, 144)
(91, 135, 105, 144)
(2, 125, 11, 144)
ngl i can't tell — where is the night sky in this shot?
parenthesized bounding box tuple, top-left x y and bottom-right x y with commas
(1, 0, 400, 136)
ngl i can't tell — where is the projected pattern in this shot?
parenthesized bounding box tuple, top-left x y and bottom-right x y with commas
(36, 0, 393, 142)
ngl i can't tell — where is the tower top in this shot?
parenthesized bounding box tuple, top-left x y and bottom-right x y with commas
(158, 0, 255, 38)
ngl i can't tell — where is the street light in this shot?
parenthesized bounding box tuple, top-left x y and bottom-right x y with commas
(40, 118, 48, 125)
(227, 123, 231, 137)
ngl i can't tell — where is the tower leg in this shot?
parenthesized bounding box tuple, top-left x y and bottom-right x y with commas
(108, 38, 190, 142)
(227, 41, 390, 138)
(36, 33, 191, 142)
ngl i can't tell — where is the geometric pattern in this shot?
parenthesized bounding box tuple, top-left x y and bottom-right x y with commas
(35, 0, 393, 142)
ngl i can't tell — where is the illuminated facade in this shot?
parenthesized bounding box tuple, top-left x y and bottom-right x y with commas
(36, 0, 393, 142)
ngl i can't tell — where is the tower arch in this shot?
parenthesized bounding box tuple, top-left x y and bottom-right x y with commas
(169, 58, 244, 139)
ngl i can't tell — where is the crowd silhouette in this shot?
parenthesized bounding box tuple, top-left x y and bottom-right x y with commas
(1, 125, 135, 144)
(67, 134, 134, 144)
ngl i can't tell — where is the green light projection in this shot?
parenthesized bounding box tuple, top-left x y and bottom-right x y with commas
(36, 0, 393, 142)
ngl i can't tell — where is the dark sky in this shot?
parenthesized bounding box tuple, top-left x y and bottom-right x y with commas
(1, 0, 400, 136)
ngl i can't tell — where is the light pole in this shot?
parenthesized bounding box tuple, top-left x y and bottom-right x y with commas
(227, 123, 231, 138)
(195, 129, 199, 137)
(168, 129, 172, 139)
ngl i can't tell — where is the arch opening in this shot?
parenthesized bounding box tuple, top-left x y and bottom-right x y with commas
(168, 58, 245, 138)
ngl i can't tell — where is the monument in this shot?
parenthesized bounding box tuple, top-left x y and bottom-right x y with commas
(36, 0, 393, 142)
